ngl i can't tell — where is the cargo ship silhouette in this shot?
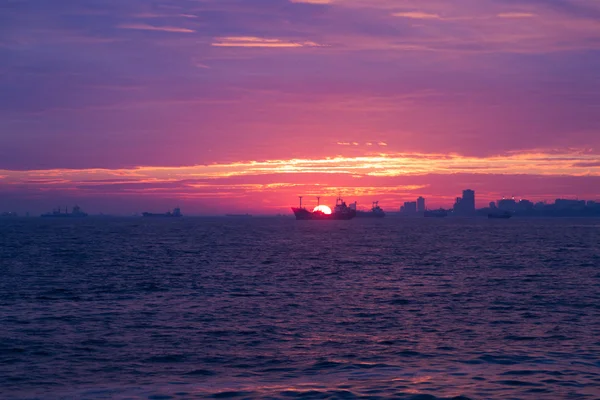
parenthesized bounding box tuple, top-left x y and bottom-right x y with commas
(424, 209, 448, 218)
(41, 205, 88, 218)
(354, 201, 386, 218)
(488, 210, 512, 219)
(142, 207, 182, 218)
(292, 196, 356, 220)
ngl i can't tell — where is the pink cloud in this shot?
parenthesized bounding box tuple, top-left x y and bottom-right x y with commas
(118, 23, 195, 33)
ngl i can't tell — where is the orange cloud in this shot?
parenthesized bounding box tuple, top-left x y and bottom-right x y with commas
(392, 12, 442, 20)
(212, 37, 322, 48)
(2, 150, 599, 188)
(2, 151, 599, 213)
(497, 12, 536, 18)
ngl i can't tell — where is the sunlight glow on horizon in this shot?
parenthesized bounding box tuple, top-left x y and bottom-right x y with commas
(1, 149, 598, 212)
(313, 205, 332, 214)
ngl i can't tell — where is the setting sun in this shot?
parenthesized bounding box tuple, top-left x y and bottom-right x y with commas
(313, 205, 332, 214)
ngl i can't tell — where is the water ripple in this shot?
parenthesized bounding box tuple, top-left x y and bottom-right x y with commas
(1, 217, 600, 399)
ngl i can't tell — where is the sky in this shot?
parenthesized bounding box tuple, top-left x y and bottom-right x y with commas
(1, 0, 600, 215)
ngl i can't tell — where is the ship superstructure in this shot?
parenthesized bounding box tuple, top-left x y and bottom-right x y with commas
(355, 201, 386, 218)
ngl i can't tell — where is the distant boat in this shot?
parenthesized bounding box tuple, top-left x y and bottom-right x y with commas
(424, 209, 448, 218)
(1, 212, 18, 218)
(225, 214, 252, 218)
(142, 207, 182, 218)
(355, 201, 386, 218)
(41, 206, 88, 218)
(488, 211, 512, 219)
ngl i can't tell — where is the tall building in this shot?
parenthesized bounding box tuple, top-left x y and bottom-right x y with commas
(401, 201, 417, 214)
(417, 197, 426, 213)
(462, 189, 475, 213)
(453, 189, 476, 215)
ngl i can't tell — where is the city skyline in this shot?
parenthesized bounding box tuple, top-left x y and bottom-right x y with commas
(2, 188, 599, 216)
(1, 0, 600, 212)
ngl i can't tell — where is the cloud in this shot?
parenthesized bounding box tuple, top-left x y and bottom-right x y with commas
(118, 23, 195, 33)
(2, 150, 600, 213)
(290, 0, 332, 3)
(3, 150, 599, 186)
(497, 12, 536, 18)
(1, 0, 600, 197)
(391, 11, 443, 20)
(212, 36, 322, 48)
(133, 13, 198, 19)
(572, 161, 600, 168)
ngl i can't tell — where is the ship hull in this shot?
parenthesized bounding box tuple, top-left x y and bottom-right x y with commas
(41, 206, 88, 218)
(1, 213, 18, 218)
(142, 213, 181, 218)
(291, 208, 356, 220)
(41, 214, 87, 218)
(355, 212, 385, 218)
(488, 213, 512, 219)
(424, 210, 448, 218)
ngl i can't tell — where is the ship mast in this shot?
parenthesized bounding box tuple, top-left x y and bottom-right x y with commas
(299, 196, 303, 209)
(317, 196, 320, 207)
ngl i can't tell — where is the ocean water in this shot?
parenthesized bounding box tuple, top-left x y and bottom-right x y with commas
(1, 217, 599, 399)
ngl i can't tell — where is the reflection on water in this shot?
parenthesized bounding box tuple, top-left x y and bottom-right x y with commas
(1, 217, 599, 399)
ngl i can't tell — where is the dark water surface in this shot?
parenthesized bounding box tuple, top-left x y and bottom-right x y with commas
(1, 217, 600, 399)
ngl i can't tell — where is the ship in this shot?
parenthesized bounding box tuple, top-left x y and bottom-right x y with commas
(142, 207, 182, 218)
(488, 211, 512, 219)
(1, 212, 18, 217)
(424, 209, 448, 218)
(354, 201, 386, 218)
(41, 205, 88, 218)
(225, 214, 252, 218)
(292, 196, 357, 220)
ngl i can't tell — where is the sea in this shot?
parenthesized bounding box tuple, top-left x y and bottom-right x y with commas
(1, 217, 599, 399)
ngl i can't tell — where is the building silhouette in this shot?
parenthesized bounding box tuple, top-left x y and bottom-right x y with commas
(400, 201, 417, 214)
(463, 189, 475, 212)
(555, 199, 585, 209)
(498, 198, 517, 212)
(417, 197, 426, 213)
(497, 198, 534, 213)
(453, 189, 476, 215)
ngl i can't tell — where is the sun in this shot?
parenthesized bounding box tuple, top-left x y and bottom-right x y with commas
(313, 205, 332, 214)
